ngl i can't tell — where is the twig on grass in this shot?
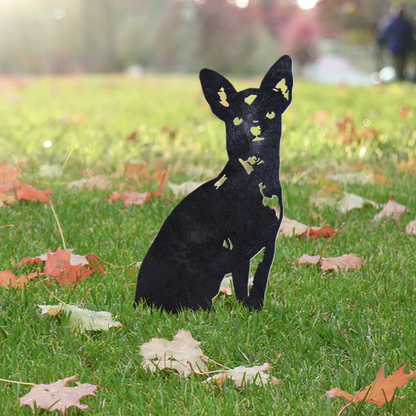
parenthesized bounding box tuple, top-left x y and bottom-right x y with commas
(38, 274, 66, 306)
(320, 223, 345, 258)
(92, 254, 138, 269)
(0, 224, 14, 230)
(0, 378, 36, 386)
(187, 361, 228, 376)
(337, 402, 352, 416)
(49, 200, 66, 249)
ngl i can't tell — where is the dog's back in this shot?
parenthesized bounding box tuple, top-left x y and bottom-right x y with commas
(135, 56, 293, 312)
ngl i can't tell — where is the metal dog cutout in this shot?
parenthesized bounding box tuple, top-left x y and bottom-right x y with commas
(135, 55, 293, 312)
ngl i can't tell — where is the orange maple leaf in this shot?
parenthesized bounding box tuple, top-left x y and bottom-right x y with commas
(16, 183, 54, 202)
(0, 162, 19, 184)
(327, 364, 416, 407)
(43, 248, 96, 286)
(0, 270, 17, 286)
(298, 225, 335, 239)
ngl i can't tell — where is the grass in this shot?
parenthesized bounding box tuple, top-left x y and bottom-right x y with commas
(0, 73, 416, 415)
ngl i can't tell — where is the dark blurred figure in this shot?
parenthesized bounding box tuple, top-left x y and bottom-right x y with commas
(377, 4, 416, 81)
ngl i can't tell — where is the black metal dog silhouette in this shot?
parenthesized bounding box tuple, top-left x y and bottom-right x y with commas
(135, 56, 293, 312)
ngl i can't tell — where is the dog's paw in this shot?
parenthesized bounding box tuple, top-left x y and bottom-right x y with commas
(243, 297, 264, 311)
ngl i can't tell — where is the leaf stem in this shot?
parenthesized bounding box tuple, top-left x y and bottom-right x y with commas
(320, 223, 345, 258)
(49, 200, 66, 249)
(0, 224, 14, 230)
(390, 217, 404, 232)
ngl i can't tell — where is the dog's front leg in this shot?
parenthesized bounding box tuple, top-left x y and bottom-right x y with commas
(244, 239, 276, 310)
(232, 259, 250, 301)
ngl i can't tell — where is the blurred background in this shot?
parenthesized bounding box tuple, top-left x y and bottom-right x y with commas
(1, 0, 416, 84)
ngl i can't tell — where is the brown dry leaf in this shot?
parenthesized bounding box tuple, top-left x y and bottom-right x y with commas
(67, 175, 111, 191)
(167, 181, 203, 199)
(203, 363, 279, 387)
(320, 254, 364, 272)
(216, 276, 254, 297)
(294, 254, 321, 265)
(20, 375, 99, 414)
(313, 110, 330, 123)
(124, 162, 150, 179)
(294, 253, 364, 272)
(373, 196, 408, 221)
(109, 191, 151, 207)
(326, 364, 416, 407)
(399, 105, 409, 118)
(406, 218, 416, 235)
(298, 225, 336, 239)
(279, 217, 313, 237)
(125, 131, 138, 141)
(162, 123, 178, 141)
(139, 329, 209, 376)
(153, 167, 170, 198)
(397, 155, 416, 174)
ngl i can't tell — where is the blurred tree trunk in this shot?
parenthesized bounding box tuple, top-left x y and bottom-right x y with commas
(83, 0, 120, 72)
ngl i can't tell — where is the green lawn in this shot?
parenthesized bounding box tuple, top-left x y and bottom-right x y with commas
(1, 74, 416, 415)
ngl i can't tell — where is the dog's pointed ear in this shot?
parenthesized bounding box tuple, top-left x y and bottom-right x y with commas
(200, 69, 237, 122)
(259, 55, 293, 113)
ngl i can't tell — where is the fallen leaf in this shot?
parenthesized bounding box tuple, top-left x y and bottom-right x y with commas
(139, 329, 209, 376)
(373, 197, 408, 221)
(320, 254, 364, 272)
(279, 217, 312, 237)
(18, 251, 89, 267)
(294, 253, 365, 272)
(337, 114, 359, 144)
(406, 218, 416, 235)
(162, 123, 178, 141)
(298, 225, 336, 239)
(338, 193, 380, 213)
(167, 181, 203, 199)
(294, 254, 321, 265)
(20, 375, 99, 414)
(109, 191, 151, 207)
(39, 304, 122, 332)
(203, 363, 279, 387)
(11, 248, 103, 288)
(124, 162, 150, 179)
(0, 270, 17, 286)
(311, 190, 379, 214)
(0, 162, 53, 205)
(125, 131, 138, 141)
(43, 248, 96, 286)
(153, 167, 170, 198)
(326, 364, 416, 407)
(399, 105, 409, 118)
(313, 109, 330, 123)
(216, 276, 254, 297)
(67, 175, 111, 191)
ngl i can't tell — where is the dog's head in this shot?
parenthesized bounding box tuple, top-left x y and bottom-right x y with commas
(200, 56, 293, 162)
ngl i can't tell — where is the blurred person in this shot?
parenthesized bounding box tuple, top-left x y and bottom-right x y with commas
(377, 4, 416, 81)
